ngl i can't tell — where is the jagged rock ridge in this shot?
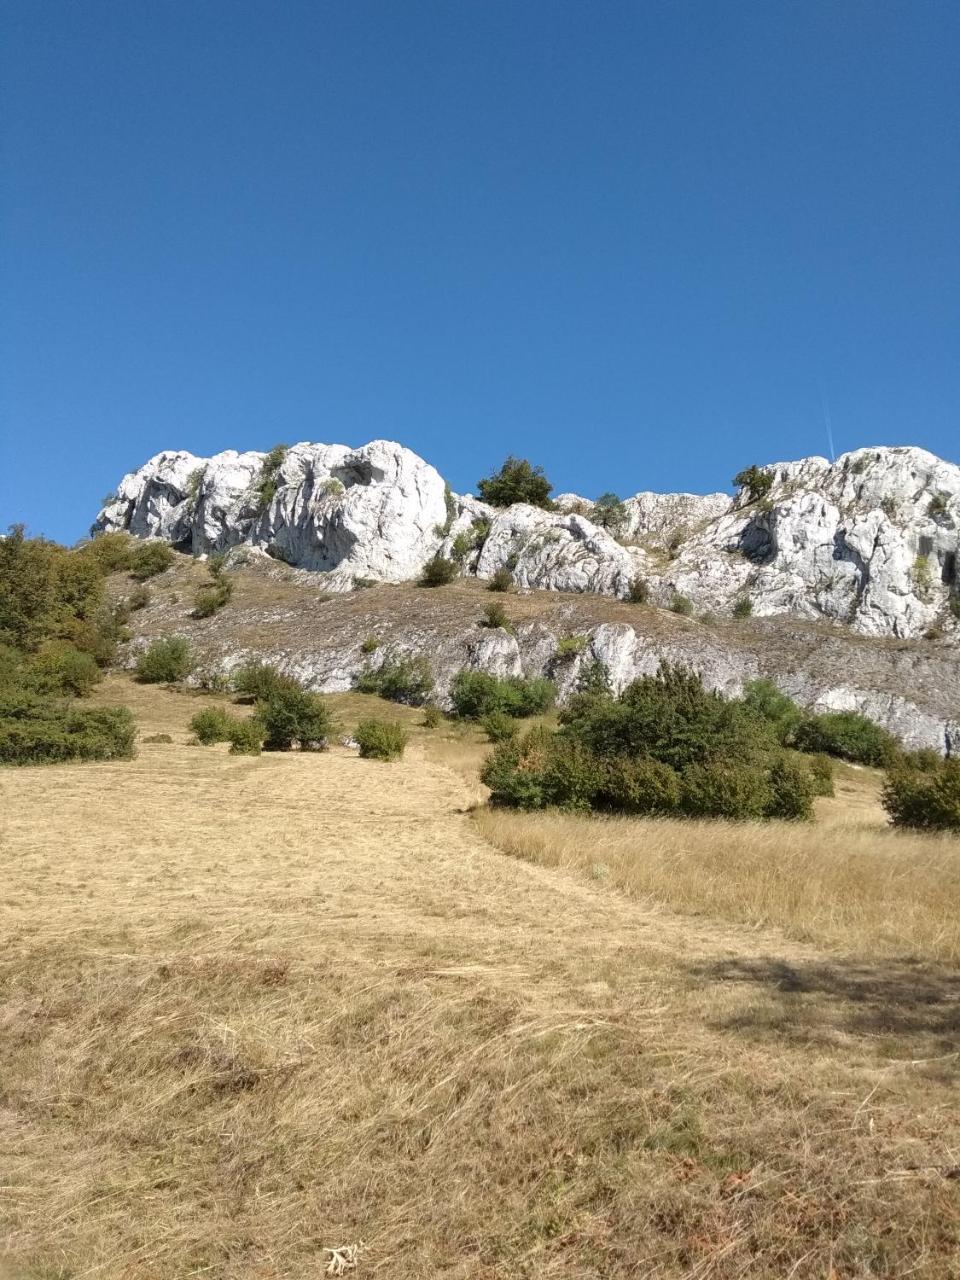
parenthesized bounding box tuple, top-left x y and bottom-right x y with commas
(95, 440, 959, 641)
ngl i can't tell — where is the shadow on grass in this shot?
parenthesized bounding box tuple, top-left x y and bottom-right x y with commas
(691, 954, 960, 1067)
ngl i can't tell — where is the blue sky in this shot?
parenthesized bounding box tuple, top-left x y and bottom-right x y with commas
(2, 1, 958, 543)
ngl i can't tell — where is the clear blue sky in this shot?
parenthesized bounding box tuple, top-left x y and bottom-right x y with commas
(2, 1, 958, 543)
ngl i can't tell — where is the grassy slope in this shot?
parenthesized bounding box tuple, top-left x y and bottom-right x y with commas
(0, 677, 958, 1277)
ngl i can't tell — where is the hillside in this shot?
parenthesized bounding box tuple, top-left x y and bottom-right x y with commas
(2, 675, 959, 1277)
(113, 553, 960, 751)
(94, 439, 960, 640)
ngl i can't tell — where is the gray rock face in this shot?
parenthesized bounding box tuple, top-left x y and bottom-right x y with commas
(95, 440, 959, 640)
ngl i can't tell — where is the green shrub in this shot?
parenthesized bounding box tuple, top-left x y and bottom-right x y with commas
(352, 576, 377, 590)
(128, 585, 151, 611)
(793, 711, 896, 766)
(257, 684, 334, 751)
(192, 578, 233, 618)
(450, 670, 555, 720)
(765, 756, 815, 820)
(681, 760, 772, 820)
(669, 594, 694, 616)
(32, 642, 101, 697)
(733, 465, 773, 504)
(227, 719, 264, 755)
(626, 576, 649, 604)
(129, 542, 174, 581)
(419, 555, 458, 587)
(949, 595, 960, 621)
(232, 660, 293, 703)
(190, 706, 235, 744)
(928, 492, 950, 519)
(355, 654, 434, 705)
(599, 756, 681, 815)
(554, 634, 588, 660)
(882, 759, 960, 832)
(591, 493, 628, 534)
(355, 718, 408, 761)
(807, 753, 835, 797)
(480, 728, 551, 809)
(360, 635, 380, 655)
(81, 532, 135, 574)
(481, 709, 518, 743)
(421, 705, 443, 729)
(741, 679, 802, 745)
(480, 601, 510, 630)
(477, 457, 554, 510)
(0, 694, 136, 765)
(319, 477, 345, 498)
(451, 530, 472, 563)
(254, 444, 289, 511)
(733, 596, 753, 618)
(135, 636, 193, 683)
(488, 567, 514, 593)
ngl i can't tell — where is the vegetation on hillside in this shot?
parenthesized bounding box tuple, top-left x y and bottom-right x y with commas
(0, 526, 136, 764)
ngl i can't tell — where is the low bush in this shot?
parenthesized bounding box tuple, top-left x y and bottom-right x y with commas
(765, 756, 815, 821)
(451, 670, 556, 721)
(419, 555, 458, 587)
(591, 493, 628, 534)
(128, 585, 151, 611)
(481, 709, 518, 743)
(626, 576, 649, 604)
(232, 660, 295, 703)
(190, 706, 236, 744)
(129, 542, 174, 581)
(421, 705, 443, 729)
(135, 637, 193, 684)
(81, 532, 135, 574)
(554, 634, 588, 661)
(32, 642, 101, 697)
(882, 759, 960, 832)
(355, 718, 408, 761)
(600, 755, 681, 815)
(733, 596, 753, 618)
(355, 654, 434, 705)
(258, 683, 334, 752)
(488, 567, 514, 593)
(681, 760, 773, 820)
(669, 594, 694, 617)
(227, 719, 264, 755)
(192, 578, 233, 618)
(807, 753, 835, 797)
(360, 635, 380, 655)
(794, 711, 896, 767)
(741, 679, 802, 745)
(142, 733, 172, 744)
(480, 601, 511, 630)
(0, 693, 136, 765)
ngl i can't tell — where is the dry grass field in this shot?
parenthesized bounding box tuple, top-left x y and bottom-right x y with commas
(2, 676, 960, 1277)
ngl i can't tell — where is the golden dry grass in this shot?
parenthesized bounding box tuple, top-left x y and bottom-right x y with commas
(1, 677, 959, 1277)
(474, 778, 960, 963)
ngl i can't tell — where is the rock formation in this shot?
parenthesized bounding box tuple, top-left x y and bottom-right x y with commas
(95, 440, 959, 641)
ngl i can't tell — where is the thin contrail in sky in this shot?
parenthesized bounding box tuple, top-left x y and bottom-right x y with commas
(818, 381, 836, 462)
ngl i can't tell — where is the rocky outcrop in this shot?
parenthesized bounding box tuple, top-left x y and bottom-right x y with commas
(95, 441, 959, 641)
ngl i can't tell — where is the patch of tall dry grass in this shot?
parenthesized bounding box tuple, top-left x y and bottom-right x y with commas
(475, 805, 960, 962)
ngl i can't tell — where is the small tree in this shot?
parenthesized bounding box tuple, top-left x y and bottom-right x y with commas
(477, 457, 554, 510)
(591, 493, 628, 534)
(733, 465, 773, 505)
(355, 718, 408, 761)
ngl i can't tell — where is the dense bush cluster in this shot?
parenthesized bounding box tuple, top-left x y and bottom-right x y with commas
(450, 670, 556, 720)
(0, 526, 137, 765)
(480, 664, 820, 821)
(882, 757, 960, 832)
(191, 663, 335, 754)
(354, 653, 435, 705)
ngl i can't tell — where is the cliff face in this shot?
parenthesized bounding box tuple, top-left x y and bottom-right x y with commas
(95, 440, 959, 642)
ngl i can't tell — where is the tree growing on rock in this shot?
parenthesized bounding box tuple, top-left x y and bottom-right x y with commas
(477, 457, 554, 510)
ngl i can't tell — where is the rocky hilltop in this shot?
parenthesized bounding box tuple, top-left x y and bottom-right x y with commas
(95, 439, 959, 642)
